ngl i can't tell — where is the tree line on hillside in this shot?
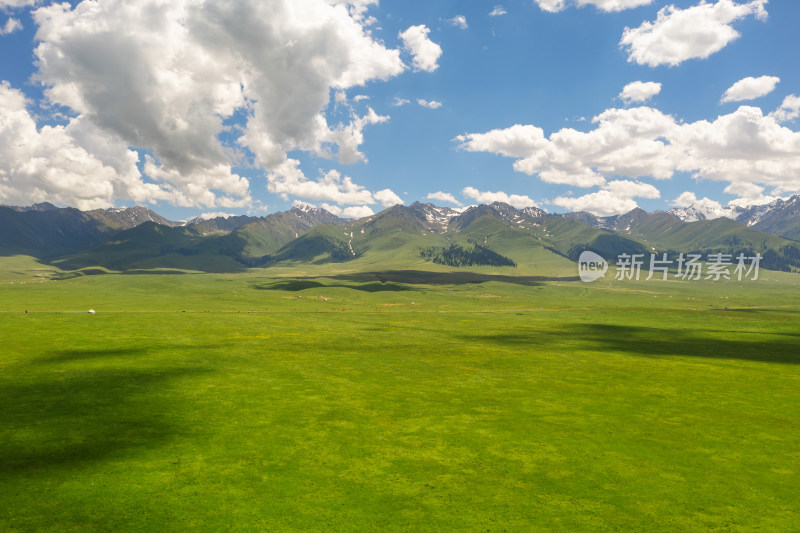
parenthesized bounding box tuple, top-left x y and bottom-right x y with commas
(420, 243, 516, 268)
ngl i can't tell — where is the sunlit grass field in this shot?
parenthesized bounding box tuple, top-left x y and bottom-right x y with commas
(1, 257, 799, 530)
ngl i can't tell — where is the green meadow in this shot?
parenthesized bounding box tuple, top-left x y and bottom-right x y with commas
(1, 256, 799, 531)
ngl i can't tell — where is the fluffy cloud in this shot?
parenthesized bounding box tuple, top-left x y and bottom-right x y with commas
(770, 95, 800, 123)
(457, 107, 677, 188)
(418, 99, 442, 109)
(619, 81, 661, 104)
(553, 180, 660, 216)
(373, 188, 403, 206)
(0, 81, 171, 210)
(343, 205, 374, 218)
(721, 75, 780, 102)
(673, 105, 800, 195)
(392, 97, 410, 107)
(22, 0, 410, 210)
(620, 0, 768, 67)
(427, 191, 462, 205)
(329, 0, 379, 22)
(723, 182, 776, 206)
(447, 15, 468, 29)
(672, 191, 717, 208)
(325, 107, 390, 164)
(143, 156, 251, 208)
(456, 124, 549, 159)
(462, 187, 538, 208)
(535, 0, 652, 13)
(197, 211, 235, 220)
(0, 0, 37, 7)
(320, 202, 374, 218)
(1, 18, 22, 35)
(489, 5, 507, 16)
(267, 165, 401, 210)
(458, 102, 800, 203)
(399, 25, 442, 73)
(269, 166, 372, 205)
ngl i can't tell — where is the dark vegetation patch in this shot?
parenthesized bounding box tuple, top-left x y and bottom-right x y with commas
(420, 244, 516, 267)
(252, 280, 413, 292)
(309, 270, 576, 286)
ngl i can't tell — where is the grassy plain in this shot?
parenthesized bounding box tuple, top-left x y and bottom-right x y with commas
(1, 255, 799, 531)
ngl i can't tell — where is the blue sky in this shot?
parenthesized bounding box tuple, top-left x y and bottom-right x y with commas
(1, 0, 799, 220)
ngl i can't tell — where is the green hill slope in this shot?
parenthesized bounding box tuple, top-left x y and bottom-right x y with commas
(0, 206, 115, 259)
(633, 218, 800, 272)
(55, 222, 244, 273)
(262, 204, 579, 276)
(197, 206, 347, 263)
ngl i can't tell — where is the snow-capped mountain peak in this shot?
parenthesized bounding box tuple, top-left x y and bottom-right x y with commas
(667, 202, 742, 222)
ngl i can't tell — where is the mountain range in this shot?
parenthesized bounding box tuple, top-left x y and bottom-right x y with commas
(666, 196, 800, 241)
(2, 196, 800, 274)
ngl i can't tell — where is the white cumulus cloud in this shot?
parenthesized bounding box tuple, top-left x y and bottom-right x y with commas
(1, 18, 22, 35)
(343, 205, 375, 218)
(267, 164, 401, 212)
(462, 186, 538, 208)
(489, 5, 507, 16)
(447, 15, 468, 29)
(620, 0, 768, 67)
(723, 182, 776, 207)
(197, 211, 235, 220)
(456, 124, 549, 159)
(268, 166, 373, 206)
(535, 0, 652, 13)
(22, 0, 411, 210)
(321, 202, 374, 218)
(417, 99, 442, 109)
(619, 81, 662, 104)
(458, 102, 800, 205)
(457, 107, 677, 188)
(325, 107, 390, 164)
(553, 180, 660, 216)
(373, 188, 403, 206)
(0, 0, 37, 7)
(426, 191, 462, 205)
(0, 81, 177, 210)
(770, 95, 800, 123)
(721, 75, 780, 102)
(399, 24, 442, 73)
(673, 105, 800, 196)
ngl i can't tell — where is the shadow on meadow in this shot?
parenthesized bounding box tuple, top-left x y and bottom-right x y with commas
(461, 323, 800, 365)
(252, 279, 414, 292)
(281, 270, 578, 287)
(34, 344, 230, 364)
(0, 346, 212, 477)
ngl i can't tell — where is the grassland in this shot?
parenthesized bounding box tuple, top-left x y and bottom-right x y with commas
(1, 256, 799, 531)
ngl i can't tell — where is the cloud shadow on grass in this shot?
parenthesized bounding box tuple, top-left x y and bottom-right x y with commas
(276, 270, 577, 287)
(460, 323, 800, 365)
(34, 344, 230, 364)
(252, 279, 414, 292)
(0, 347, 212, 478)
